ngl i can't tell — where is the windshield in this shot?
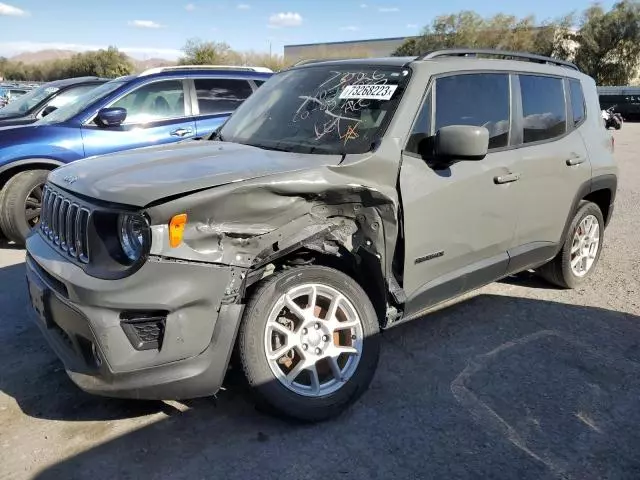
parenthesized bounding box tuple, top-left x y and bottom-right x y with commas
(219, 65, 410, 155)
(36, 80, 125, 125)
(0, 85, 57, 118)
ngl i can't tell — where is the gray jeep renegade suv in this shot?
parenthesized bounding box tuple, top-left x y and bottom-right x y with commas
(25, 49, 617, 422)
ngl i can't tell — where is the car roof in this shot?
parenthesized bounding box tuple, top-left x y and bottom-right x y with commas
(111, 66, 273, 85)
(45, 76, 109, 88)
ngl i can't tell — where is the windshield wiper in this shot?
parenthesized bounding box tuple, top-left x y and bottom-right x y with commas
(209, 129, 225, 142)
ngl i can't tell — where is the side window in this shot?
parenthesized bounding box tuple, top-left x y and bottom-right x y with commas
(519, 75, 567, 143)
(254, 80, 266, 87)
(111, 80, 185, 124)
(47, 85, 97, 109)
(194, 78, 253, 115)
(406, 90, 431, 155)
(435, 73, 510, 149)
(569, 79, 586, 126)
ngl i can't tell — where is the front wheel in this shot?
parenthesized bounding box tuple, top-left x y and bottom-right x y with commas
(538, 201, 604, 289)
(0, 170, 48, 245)
(238, 265, 380, 422)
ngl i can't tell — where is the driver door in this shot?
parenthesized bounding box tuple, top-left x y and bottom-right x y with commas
(81, 79, 195, 158)
(400, 73, 520, 318)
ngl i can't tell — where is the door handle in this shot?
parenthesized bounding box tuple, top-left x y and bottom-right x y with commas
(566, 154, 586, 166)
(170, 128, 193, 137)
(494, 173, 520, 184)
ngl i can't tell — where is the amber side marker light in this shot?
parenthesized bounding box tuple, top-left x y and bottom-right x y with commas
(169, 213, 188, 248)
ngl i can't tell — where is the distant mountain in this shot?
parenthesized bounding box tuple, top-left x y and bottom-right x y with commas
(8, 49, 176, 72)
(133, 58, 176, 71)
(9, 49, 77, 64)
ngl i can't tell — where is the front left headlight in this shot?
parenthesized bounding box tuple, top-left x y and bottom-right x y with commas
(117, 213, 149, 263)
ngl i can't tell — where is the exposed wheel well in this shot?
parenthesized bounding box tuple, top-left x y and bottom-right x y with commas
(244, 248, 388, 327)
(583, 188, 612, 225)
(0, 163, 57, 192)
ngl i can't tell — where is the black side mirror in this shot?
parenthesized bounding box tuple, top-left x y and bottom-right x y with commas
(96, 107, 127, 127)
(434, 125, 489, 160)
(41, 105, 58, 117)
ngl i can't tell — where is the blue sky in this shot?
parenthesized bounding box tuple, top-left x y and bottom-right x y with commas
(0, 0, 616, 60)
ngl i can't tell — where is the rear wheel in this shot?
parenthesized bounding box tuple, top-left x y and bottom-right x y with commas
(538, 201, 604, 289)
(0, 170, 49, 245)
(238, 265, 380, 422)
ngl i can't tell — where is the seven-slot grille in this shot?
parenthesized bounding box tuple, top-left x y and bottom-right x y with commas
(39, 185, 91, 263)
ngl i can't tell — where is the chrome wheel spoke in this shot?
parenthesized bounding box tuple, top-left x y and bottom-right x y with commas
(266, 322, 295, 360)
(571, 255, 583, 269)
(325, 293, 344, 322)
(286, 359, 308, 383)
(284, 294, 306, 320)
(327, 356, 342, 381)
(333, 345, 359, 356)
(308, 363, 320, 394)
(307, 285, 317, 312)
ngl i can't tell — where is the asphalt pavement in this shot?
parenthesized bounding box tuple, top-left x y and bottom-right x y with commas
(0, 125, 639, 480)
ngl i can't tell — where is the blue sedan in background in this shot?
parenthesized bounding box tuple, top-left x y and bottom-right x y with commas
(0, 65, 272, 244)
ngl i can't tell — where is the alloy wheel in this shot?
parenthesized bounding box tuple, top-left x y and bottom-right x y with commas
(264, 283, 364, 397)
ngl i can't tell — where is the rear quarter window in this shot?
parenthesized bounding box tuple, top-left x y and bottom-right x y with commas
(569, 79, 586, 126)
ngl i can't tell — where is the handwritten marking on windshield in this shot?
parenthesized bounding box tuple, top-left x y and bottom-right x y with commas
(293, 70, 393, 142)
(340, 124, 360, 145)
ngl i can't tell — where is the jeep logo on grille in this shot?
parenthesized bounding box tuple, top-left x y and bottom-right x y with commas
(63, 175, 78, 185)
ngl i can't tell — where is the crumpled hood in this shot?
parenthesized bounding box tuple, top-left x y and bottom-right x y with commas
(49, 141, 342, 207)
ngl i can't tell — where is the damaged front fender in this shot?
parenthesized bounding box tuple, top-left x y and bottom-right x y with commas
(146, 167, 400, 299)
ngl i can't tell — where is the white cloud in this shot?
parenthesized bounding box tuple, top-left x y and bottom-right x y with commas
(237, 3, 250, 9)
(407, 23, 418, 29)
(360, 3, 368, 7)
(268, 12, 302, 28)
(378, 7, 399, 12)
(0, 2, 28, 16)
(0, 41, 182, 60)
(341, 26, 360, 32)
(128, 20, 163, 29)
(185, 3, 195, 11)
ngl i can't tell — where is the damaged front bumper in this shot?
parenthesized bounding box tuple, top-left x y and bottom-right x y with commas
(25, 232, 245, 400)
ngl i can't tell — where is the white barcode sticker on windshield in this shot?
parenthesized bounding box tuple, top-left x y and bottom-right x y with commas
(339, 84, 398, 101)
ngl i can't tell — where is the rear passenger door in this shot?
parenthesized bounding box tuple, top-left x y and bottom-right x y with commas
(82, 79, 196, 157)
(189, 78, 255, 138)
(509, 75, 591, 260)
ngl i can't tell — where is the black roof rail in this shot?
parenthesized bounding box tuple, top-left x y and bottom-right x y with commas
(415, 48, 579, 71)
(292, 59, 324, 67)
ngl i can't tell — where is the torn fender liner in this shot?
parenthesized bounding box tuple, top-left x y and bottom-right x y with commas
(147, 167, 399, 281)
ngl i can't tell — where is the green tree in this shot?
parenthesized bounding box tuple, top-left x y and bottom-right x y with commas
(392, 11, 574, 59)
(65, 47, 134, 78)
(573, 0, 640, 85)
(179, 38, 232, 65)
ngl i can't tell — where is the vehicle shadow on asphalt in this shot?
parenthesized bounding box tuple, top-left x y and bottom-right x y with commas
(2, 260, 640, 479)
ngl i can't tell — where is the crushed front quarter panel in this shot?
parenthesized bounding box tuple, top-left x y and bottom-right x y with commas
(146, 153, 401, 296)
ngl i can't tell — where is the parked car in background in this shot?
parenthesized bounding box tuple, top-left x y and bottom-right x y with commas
(24, 50, 616, 421)
(0, 77, 107, 127)
(598, 86, 640, 120)
(0, 65, 272, 244)
(0, 87, 30, 107)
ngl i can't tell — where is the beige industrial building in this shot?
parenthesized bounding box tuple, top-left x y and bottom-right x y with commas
(284, 36, 415, 63)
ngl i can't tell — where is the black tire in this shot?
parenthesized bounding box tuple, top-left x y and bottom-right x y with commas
(0, 170, 49, 245)
(538, 201, 604, 289)
(238, 265, 380, 422)
(614, 119, 622, 130)
(0, 185, 7, 241)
